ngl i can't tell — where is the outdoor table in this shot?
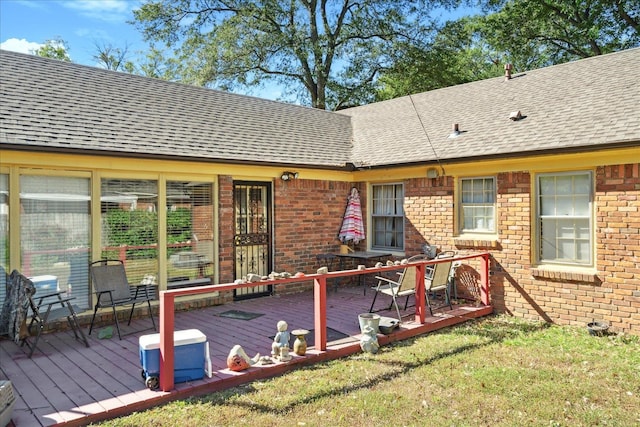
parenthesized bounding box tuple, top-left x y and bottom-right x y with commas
(335, 251, 393, 294)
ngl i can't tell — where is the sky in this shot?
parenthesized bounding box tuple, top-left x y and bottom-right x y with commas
(0, 0, 147, 66)
(0, 0, 478, 102)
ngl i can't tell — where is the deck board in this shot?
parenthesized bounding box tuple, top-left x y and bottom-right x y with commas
(0, 287, 492, 426)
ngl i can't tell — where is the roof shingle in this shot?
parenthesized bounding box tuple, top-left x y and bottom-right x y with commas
(2, 48, 638, 169)
(339, 48, 640, 167)
(0, 50, 353, 168)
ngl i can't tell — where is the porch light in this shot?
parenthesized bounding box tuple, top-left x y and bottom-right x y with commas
(281, 171, 299, 181)
(426, 167, 440, 179)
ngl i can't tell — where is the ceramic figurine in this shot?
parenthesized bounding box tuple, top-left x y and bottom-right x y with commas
(271, 320, 291, 360)
(292, 329, 310, 356)
(360, 325, 379, 354)
(227, 344, 260, 371)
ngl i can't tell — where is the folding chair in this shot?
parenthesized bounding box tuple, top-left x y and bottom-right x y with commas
(369, 265, 417, 322)
(425, 258, 454, 316)
(22, 284, 89, 358)
(89, 259, 156, 339)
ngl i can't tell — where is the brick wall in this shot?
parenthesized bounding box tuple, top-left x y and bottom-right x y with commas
(214, 176, 236, 303)
(273, 179, 355, 292)
(438, 165, 639, 335)
(404, 175, 455, 255)
(215, 167, 640, 334)
(593, 164, 640, 333)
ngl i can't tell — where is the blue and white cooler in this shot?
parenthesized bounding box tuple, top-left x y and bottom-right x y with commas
(30, 275, 60, 293)
(139, 329, 212, 390)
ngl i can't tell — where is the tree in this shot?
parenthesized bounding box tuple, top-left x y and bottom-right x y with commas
(132, 0, 458, 110)
(136, 45, 182, 80)
(377, 0, 639, 100)
(93, 42, 136, 72)
(376, 16, 504, 100)
(478, 0, 640, 69)
(33, 37, 71, 62)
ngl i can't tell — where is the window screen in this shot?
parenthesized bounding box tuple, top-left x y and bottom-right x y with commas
(460, 177, 495, 233)
(100, 179, 159, 289)
(372, 183, 404, 250)
(20, 175, 91, 309)
(538, 172, 592, 265)
(166, 181, 214, 286)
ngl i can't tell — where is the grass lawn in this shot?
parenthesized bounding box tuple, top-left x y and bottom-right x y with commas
(93, 316, 640, 426)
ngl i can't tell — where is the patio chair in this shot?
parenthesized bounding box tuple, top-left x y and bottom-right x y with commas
(22, 283, 89, 358)
(425, 257, 454, 316)
(369, 264, 418, 322)
(89, 259, 156, 339)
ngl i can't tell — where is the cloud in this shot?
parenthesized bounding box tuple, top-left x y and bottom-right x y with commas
(11, 0, 46, 9)
(0, 38, 42, 54)
(60, 0, 134, 23)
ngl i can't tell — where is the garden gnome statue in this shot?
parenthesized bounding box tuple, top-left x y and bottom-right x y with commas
(359, 324, 379, 354)
(271, 320, 292, 361)
(227, 344, 260, 371)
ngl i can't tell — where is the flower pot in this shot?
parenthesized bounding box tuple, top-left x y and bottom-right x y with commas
(587, 321, 609, 336)
(358, 313, 380, 334)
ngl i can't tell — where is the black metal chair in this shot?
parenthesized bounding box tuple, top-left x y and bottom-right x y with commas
(0, 269, 88, 357)
(89, 259, 156, 339)
(23, 285, 89, 357)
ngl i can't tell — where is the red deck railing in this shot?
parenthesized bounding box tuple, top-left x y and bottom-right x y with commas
(157, 252, 491, 391)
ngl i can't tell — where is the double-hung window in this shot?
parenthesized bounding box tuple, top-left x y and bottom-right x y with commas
(460, 177, 496, 233)
(537, 172, 592, 265)
(371, 183, 404, 251)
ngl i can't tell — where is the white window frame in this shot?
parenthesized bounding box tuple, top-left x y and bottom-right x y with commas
(371, 183, 404, 251)
(459, 176, 496, 234)
(536, 171, 593, 266)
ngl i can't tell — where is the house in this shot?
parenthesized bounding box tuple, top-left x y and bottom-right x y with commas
(1, 48, 639, 334)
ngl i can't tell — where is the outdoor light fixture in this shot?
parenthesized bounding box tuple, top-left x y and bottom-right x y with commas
(280, 171, 299, 181)
(426, 167, 440, 179)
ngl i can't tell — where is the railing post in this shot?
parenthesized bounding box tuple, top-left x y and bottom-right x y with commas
(313, 276, 327, 351)
(414, 264, 426, 324)
(480, 253, 490, 306)
(159, 291, 175, 392)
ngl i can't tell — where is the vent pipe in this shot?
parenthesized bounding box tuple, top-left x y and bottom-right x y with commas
(449, 123, 460, 138)
(504, 63, 513, 81)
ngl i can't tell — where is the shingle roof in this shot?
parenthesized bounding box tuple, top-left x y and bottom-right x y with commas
(338, 48, 640, 167)
(1, 48, 639, 170)
(0, 49, 353, 169)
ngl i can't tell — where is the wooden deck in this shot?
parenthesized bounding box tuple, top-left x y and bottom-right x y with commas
(0, 286, 492, 426)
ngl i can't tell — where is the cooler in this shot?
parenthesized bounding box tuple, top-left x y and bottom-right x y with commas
(139, 329, 209, 389)
(30, 275, 60, 293)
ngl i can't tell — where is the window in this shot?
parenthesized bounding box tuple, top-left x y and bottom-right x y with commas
(101, 179, 159, 287)
(372, 183, 404, 251)
(460, 177, 495, 233)
(166, 180, 214, 286)
(20, 175, 91, 309)
(537, 172, 592, 265)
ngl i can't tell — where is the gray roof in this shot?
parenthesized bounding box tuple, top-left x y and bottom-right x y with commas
(0, 49, 353, 169)
(2, 48, 639, 170)
(339, 47, 640, 167)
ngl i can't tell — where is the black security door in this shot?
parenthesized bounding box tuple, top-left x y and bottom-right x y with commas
(233, 181, 272, 299)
